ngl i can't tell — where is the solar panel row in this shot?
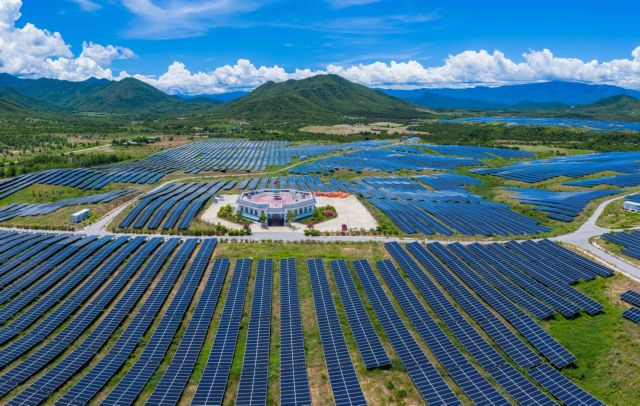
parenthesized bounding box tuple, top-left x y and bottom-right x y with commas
(376, 259, 510, 405)
(1, 238, 176, 402)
(352, 259, 461, 406)
(603, 230, 640, 260)
(0, 189, 132, 222)
(0, 232, 612, 405)
(0, 236, 135, 348)
(55, 239, 199, 405)
(328, 259, 390, 370)
(192, 258, 252, 406)
(279, 258, 312, 406)
(395, 242, 542, 369)
(120, 182, 224, 230)
(382, 244, 554, 405)
(102, 239, 217, 405)
(148, 257, 230, 405)
(308, 258, 367, 405)
(235, 259, 273, 405)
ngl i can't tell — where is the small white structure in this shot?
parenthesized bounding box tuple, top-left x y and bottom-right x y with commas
(624, 200, 640, 213)
(71, 208, 90, 223)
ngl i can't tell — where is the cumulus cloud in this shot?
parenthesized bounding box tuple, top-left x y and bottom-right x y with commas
(134, 60, 317, 94)
(3, 0, 640, 94)
(0, 0, 133, 80)
(325, 48, 640, 89)
(134, 47, 640, 94)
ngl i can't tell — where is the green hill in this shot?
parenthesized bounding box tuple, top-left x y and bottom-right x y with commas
(0, 74, 218, 115)
(570, 95, 640, 120)
(219, 74, 421, 122)
(71, 77, 187, 114)
(0, 74, 108, 109)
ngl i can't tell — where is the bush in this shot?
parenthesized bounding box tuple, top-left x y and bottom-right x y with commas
(218, 204, 251, 226)
(301, 205, 337, 225)
(304, 228, 320, 236)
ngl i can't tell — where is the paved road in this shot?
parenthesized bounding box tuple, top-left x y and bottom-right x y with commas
(552, 193, 640, 281)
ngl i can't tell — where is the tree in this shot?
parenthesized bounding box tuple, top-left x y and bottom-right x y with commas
(259, 213, 267, 224)
(286, 210, 296, 224)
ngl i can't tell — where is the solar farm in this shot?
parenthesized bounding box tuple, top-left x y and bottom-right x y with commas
(0, 137, 638, 404)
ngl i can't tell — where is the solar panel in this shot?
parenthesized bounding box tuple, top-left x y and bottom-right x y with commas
(328, 259, 390, 369)
(623, 307, 640, 324)
(395, 242, 541, 369)
(0, 236, 108, 308)
(0, 238, 175, 402)
(279, 258, 312, 406)
(192, 258, 252, 406)
(528, 364, 605, 406)
(148, 257, 230, 405)
(447, 243, 554, 320)
(380, 244, 553, 404)
(102, 239, 217, 405)
(376, 259, 509, 405)
(490, 243, 604, 315)
(467, 243, 580, 318)
(235, 259, 273, 405)
(621, 290, 640, 307)
(56, 239, 198, 405)
(0, 236, 135, 348)
(352, 259, 461, 406)
(307, 259, 367, 405)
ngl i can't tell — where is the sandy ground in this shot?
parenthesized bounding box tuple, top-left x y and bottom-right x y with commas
(313, 195, 377, 231)
(199, 193, 377, 234)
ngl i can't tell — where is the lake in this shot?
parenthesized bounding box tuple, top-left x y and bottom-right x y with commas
(441, 116, 640, 132)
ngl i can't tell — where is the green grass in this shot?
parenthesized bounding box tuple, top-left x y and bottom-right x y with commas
(544, 274, 640, 405)
(596, 199, 640, 229)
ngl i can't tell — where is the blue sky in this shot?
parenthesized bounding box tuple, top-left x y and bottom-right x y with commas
(3, 0, 640, 93)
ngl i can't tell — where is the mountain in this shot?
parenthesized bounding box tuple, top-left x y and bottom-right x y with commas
(381, 81, 640, 110)
(71, 78, 193, 114)
(554, 95, 640, 121)
(219, 74, 421, 121)
(0, 73, 109, 109)
(0, 74, 218, 115)
(0, 86, 60, 112)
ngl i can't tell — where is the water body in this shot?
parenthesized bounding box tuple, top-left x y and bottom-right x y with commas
(442, 117, 640, 132)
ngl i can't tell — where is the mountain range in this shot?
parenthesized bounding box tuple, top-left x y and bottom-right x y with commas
(0, 73, 219, 115)
(379, 81, 640, 110)
(0, 73, 639, 122)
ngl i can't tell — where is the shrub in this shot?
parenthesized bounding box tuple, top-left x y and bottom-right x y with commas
(304, 228, 320, 236)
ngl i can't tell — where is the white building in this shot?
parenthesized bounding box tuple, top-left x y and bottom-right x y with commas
(71, 208, 90, 223)
(237, 189, 316, 226)
(623, 200, 640, 213)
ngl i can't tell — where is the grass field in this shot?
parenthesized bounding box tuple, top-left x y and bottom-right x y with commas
(597, 199, 640, 229)
(545, 274, 640, 404)
(0, 184, 145, 230)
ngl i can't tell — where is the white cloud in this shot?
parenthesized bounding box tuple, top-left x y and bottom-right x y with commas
(120, 0, 269, 39)
(133, 47, 640, 94)
(133, 60, 316, 94)
(3, 0, 640, 94)
(0, 0, 133, 80)
(69, 0, 102, 12)
(325, 48, 640, 90)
